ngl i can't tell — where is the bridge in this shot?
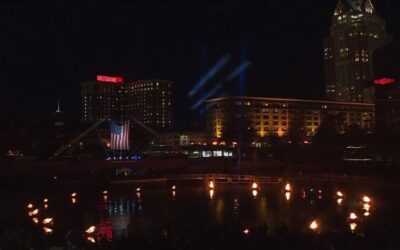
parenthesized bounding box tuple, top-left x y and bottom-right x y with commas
(111, 174, 282, 185)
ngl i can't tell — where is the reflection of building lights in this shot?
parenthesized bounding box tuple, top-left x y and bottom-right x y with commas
(86, 226, 96, 234)
(309, 220, 319, 231)
(87, 236, 96, 243)
(337, 198, 343, 205)
(285, 192, 291, 201)
(364, 211, 370, 217)
(349, 213, 357, 220)
(43, 227, 53, 234)
(44, 204, 49, 209)
(350, 222, 357, 231)
(103, 195, 108, 202)
(363, 203, 370, 211)
(32, 217, 39, 224)
(209, 181, 215, 189)
(172, 190, 176, 198)
(243, 229, 250, 234)
(209, 189, 214, 199)
(71, 198, 77, 204)
(252, 190, 258, 198)
(285, 183, 292, 192)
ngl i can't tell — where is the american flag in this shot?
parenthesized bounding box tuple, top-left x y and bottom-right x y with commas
(110, 121, 130, 150)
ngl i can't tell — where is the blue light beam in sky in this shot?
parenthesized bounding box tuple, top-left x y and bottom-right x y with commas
(188, 54, 231, 98)
(225, 61, 252, 82)
(191, 83, 223, 110)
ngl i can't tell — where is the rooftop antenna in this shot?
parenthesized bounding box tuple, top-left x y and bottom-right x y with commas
(56, 99, 61, 113)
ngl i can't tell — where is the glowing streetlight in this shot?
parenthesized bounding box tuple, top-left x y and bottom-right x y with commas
(27, 203, 34, 209)
(336, 191, 344, 197)
(363, 203, 371, 211)
(43, 198, 49, 203)
(102, 190, 108, 195)
(252, 182, 258, 190)
(71, 192, 77, 197)
(171, 185, 176, 191)
(243, 229, 250, 234)
(32, 217, 39, 224)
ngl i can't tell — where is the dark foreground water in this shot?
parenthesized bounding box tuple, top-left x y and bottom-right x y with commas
(6, 179, 400, 249)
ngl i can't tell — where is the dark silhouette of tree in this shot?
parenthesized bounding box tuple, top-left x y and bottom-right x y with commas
(312, 114, 342, 162)
(220, 114, 255, 147)
(344, 123, 368, 146)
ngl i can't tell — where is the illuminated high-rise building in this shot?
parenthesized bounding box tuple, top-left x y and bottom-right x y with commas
(324, 0, 389, 102)
(82, 76, 172, 132)
(206, 96, 374, 140)
(81, 75, 126, 123)
(127, 80, 172, 131)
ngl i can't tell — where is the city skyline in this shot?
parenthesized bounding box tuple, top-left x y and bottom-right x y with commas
(1, 0, 399, 129)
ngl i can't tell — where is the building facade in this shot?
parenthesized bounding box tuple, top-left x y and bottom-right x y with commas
(373, 42, 400, 133)
(324, 0, 388, 102)
(206, 96, 374, 140)
(82, 75, 172, 132)
(127, 80, 172, 131)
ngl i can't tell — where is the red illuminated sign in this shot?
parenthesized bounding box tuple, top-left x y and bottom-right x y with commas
(96, 75, 123, 83)
(374, 78, 395, 85)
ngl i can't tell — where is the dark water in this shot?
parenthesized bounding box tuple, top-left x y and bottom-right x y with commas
(20, 180, 400, 248)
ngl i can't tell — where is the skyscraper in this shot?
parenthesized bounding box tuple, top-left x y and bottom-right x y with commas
(324, 0, 389, 102)
(82, 75, 172, 132)
(127, 80, 172, 131)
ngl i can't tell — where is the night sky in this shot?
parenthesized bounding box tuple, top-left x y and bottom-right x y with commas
(1, 0, 399, 129)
